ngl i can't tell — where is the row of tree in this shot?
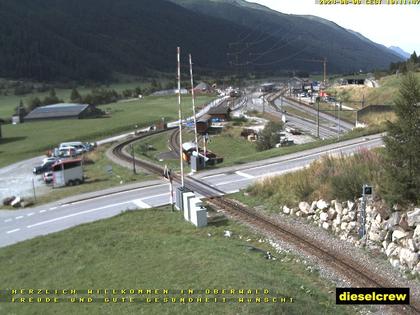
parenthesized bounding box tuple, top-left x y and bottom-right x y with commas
(389, 51, 419, 74)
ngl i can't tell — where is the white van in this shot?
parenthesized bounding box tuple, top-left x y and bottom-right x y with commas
(59, 142, 85, 155)
(52, 159, 84, 187)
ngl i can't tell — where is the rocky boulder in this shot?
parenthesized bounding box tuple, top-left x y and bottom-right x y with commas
(299, 202, 312, 215)
(316, 199, 329, 211)
(368, 231, 383, 243)
(407, 208, 420, 227)
(334, 202, 343, 215)
(398, 214, 410, 231)
(319, 212, 329, 222)
(327, 208, 337, 220)
(386, 242, 399, 257)
(392, 229, 408, 242)
(407, 239, 417, 252)
(387, 212, 401, 228)
(399, 248, 419, 269)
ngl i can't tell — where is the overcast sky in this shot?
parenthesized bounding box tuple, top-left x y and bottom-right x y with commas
(253, 0, 419, 54)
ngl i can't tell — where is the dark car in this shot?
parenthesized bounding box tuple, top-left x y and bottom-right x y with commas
(33, 161, 55, 175)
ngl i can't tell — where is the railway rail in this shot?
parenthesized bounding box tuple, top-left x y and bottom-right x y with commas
(111, 128, 419, 315)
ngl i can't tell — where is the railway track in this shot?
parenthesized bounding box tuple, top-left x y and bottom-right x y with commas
(111, 129, 419, 314)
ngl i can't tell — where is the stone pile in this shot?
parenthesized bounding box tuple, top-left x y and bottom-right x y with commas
(282, 199, 420, 275)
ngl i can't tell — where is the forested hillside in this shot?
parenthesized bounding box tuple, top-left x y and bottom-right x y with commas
(0, 0, 402, 82)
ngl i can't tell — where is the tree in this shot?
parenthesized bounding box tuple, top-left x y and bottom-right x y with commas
(409, 51, 418, 64)
(27, 97, 42, 111)
(43, 88, 62, 105)
(383, 72, 420, 205)
(14, 99, 27, 118)
(70, 88, 82, 103)
(256, 121, 284, 151)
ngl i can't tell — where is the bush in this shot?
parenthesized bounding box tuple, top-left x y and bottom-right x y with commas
(256, 121, 284, 151)
(232, 116, 248, 126)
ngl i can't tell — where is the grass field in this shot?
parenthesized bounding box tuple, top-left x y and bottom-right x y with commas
(134, 125, 258, 172)
(328, 72, 420, 109)
(0, 80, 167, 118)
(133, 123, 385, 173)
(0, 95, 215, 167)
(0, 207, 356, 315)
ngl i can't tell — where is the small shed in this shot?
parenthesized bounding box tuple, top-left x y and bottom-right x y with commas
(24, 103, 97, 122)
(196, 114, 211, 134)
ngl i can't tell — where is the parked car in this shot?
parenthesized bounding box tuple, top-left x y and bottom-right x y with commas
(43, 171, 53, 184)
(82, 142, 95, 152)
(59, 142, 86, 155)
(33, 160, 55, 174)
(58, 147, 77, 158)
(42, 157, 59, 164)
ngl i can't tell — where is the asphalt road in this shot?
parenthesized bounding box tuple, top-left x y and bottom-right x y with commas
(0, 133, 384, 248)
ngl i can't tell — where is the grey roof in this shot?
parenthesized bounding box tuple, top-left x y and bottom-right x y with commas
(208, 104, 230, 115)
(197, 114, 211, 123)
(194, 82, 211, 91)
(25, 103, 90, 120)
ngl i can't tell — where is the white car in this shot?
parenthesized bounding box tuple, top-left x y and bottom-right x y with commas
(43, 172, 53, 184)
(42, 157, 59, 164)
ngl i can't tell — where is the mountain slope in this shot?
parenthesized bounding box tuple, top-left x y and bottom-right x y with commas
(0, 0, 403, 82)
(0, 0, 251, 81)
(171, 0, 402, 74)
(388, 46, 411, 60)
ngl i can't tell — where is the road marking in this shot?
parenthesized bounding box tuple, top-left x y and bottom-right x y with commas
(132, 199, 151, 209)
(66, 184, 169, 206)
(235, 171, 254, 179)
(142, 193, 169, 201)
(49, 207, 57, 210)
(15, 216, 24, 220)
(27, 212, 35, 217)
(4, 219, 12, 223)
(61, 204, 69, 208)
(6, 228, 20, 234)
(27, 201, 132, 229)
(214, 177, 250, 187)
(225, 190, 239, 194)
(39, 210, 46, 213)
(201, 173, 226, 180)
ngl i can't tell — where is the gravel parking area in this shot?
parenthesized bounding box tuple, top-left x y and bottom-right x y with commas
(0, 156, 51, 202)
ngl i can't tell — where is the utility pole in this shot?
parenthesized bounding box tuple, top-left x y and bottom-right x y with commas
(189, 54, 199, 155)
(130, 144, 136, 174)
(164, 165, 174, 212)
(177, 47, 184, 187)
(316, 97, 320, 138)
(262, 97, 265, 114)
(32, 178, 37, 203)
(337, 102, 341, 140)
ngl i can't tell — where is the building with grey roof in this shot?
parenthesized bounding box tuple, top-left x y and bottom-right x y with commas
(207, 103, 231, 121)
(24, 103, 97, 121)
